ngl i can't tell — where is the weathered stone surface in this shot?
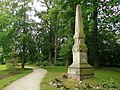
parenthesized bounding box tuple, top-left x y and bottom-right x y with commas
(67, 5, 94, 81)
(68, 73, 94, 81)
(68, 63, 94, 80)
(50, 78, 70, 89)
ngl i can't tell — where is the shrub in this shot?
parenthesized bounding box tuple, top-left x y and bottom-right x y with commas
(41, 61, 49, 66)
(6, 58, 21, 74)
(55, 61, 65, 66)
(34, 61, 49, 67)
(35, 62, 41, 66)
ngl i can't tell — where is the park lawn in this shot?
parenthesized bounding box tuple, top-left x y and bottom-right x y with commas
(41, 66, 78, 90)
(41, 66, 120, 90)
(84, 67, 120, 84)
(0, 65, 32, 90)
(0, 65, 6, 70)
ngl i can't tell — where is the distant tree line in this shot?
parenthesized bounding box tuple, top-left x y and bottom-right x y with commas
(0, 0, 120, 68)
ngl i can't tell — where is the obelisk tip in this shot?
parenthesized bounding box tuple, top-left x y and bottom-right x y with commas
(76, 4, 81, 9)
(75, 4, 84, 37)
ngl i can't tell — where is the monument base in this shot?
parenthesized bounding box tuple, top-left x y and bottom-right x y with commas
(68, 63, 94, 80)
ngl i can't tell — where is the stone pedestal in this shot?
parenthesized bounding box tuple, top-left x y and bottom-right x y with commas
(67, 5, 94, 80)
(68, 63, 94, 80)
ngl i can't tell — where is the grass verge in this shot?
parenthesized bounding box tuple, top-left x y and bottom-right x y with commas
(0, 65, 32, 90)
(41, 66, 120, 90)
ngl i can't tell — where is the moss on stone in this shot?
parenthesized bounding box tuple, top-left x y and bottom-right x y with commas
(80, 63, 92, 68)
(80, 68, 94, 75)
(79, 63, 94, 75)
(79, 44, 87, 52)
(79, 32, 85, 38)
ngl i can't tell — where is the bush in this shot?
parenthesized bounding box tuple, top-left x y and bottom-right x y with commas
(6, 58, 21, 74)
(34, 61, 49, 67)
(35, 62, 41, 66)
(55, 61, 65, 66)
(41, 61, 49, 66)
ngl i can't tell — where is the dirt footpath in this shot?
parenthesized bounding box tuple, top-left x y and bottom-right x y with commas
(4, 68, 47, 90)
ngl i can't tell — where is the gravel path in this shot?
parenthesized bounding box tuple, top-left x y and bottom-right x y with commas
(4, 67, 47, 90)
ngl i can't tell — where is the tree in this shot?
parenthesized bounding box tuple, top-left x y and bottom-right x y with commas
(0, 0, 18, 62)
(0, 0, 33, 68)
(92, 0, 100, 67)
(1, 0, 119, 67)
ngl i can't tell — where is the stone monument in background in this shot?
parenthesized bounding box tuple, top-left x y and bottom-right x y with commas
(67, 5, 94, 80)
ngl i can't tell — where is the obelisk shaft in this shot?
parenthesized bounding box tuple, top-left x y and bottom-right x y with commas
(72, 5, 87, 67)
(67, 5, 94, 80)
(75, 5, 84, 36)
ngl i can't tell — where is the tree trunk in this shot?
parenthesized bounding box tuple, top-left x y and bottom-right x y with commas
(21, 1, 26, 69)
(21, 36, 26, 69)
(48, 49, 52, 61)
(48, 25, 52, 62)
(65, 59, 69, 67)
(54, 33, 57, 65)
(93, 0, 100, 68)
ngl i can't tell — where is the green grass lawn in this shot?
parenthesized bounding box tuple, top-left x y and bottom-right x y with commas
(41, 66, 77, 90)
(85, 67, 120, 84)
(0, 65, 6, 70)
(0, 65, 32, 90)
(41, 66, 120, 90)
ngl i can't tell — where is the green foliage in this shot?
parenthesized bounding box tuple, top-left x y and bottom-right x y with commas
(6, 59, 21, 74)
(41, 61, 49, 66)
(59, 37, 73, 65)
(6, 63, 17, 73)
(0, 0, 120, 67)
(6, 61, 21, 74)
(54, 61, 65, 66)
(35, 61, 49, 67)
(6, 53, 21, 73)
(34, 62, 41, 66)
(35, 0, 120, 67)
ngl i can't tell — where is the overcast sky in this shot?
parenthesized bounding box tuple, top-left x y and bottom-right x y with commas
(33, 0, 47, 11)
(29, 0, 47, 22)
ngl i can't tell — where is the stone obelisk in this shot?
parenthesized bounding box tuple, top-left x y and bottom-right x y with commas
(67, 5, 94, 80)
